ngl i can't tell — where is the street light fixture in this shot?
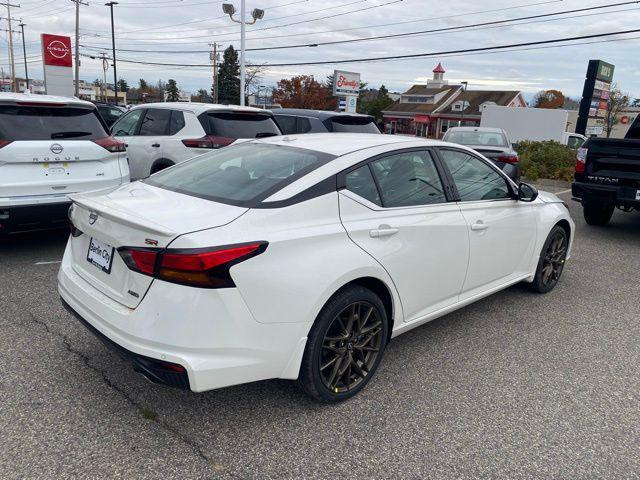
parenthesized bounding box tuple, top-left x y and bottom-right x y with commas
(222, 1, 264, 106)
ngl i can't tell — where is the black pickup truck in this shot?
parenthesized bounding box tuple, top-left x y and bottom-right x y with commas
(572, 116, 640, 225)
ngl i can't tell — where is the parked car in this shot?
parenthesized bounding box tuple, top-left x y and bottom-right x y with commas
(110, 103, 281, 180)
(572, 116, 640, 225)
(272, 109, 380, 135)
(442, 126, 520, 181)
(0, 93, 129, 234)
(60, 133, 573, 402)
(94, 102, 127, 128)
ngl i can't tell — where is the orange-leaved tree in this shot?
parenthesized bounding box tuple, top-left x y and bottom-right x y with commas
(272, 75, 335, 110)
(531, 89, 565, 109)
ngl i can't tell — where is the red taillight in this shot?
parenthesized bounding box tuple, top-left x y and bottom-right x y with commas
(575, 147, 588, 173)
(181, 135, 235, 149)
(119, 248, 158, 276)
(93, 136, 126, 153)
(0, 139, 12, 149)
(497, 155, 519, 164)
(118, 242, 267, 288)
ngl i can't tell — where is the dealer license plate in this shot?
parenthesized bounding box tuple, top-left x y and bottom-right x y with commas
(87, 237, 115, 274)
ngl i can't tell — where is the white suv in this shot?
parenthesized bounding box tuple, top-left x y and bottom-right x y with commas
(110, 103, 281, 180)
(0, 93, 129, 234)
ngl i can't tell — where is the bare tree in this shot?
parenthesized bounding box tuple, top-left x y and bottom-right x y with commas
(245, 62, 267, 96)
(605, 84, 630, 138)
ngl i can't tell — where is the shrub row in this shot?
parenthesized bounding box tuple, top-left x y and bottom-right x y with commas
(515, 140, 576, 181)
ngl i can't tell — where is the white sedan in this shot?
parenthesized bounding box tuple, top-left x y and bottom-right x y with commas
(59, 134, 574, 402)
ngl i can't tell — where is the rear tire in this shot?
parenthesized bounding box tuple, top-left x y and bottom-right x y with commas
(530, 225, 569, 293)
(583, 200, 614, 226)
(149, 161, 174, 175)
(297, 285, 388, 403)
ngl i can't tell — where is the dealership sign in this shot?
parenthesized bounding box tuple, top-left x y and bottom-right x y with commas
(577, 60, 614, 136)
(41, 34, 74, 97)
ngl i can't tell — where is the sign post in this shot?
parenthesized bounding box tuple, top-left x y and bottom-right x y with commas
(332, 70, 360, 113)
(576, 60, 614, 137)
(41, 34, 74, 97)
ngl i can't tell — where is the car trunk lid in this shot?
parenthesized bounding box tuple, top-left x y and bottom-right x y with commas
(68, 182, 248, 308)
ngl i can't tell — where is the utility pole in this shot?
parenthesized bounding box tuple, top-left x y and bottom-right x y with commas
(18, 21, 27, 91)
(99, 51, 108, 101)
(209, 42, 219, 103)
(105, 1, 118, 105)
(71, 0, 89, 97)
(1, 2, 20, 92)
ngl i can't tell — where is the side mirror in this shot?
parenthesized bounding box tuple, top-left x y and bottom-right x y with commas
(518, 182, 538, 202)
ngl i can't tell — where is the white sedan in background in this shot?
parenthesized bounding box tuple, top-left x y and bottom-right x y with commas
(59, 134, 574, 402)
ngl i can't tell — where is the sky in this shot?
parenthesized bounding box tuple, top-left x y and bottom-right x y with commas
(3, 0, 640, 100)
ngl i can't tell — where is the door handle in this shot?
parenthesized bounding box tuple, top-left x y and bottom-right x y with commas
(151, 143, 160, 148)
(369, 227, 399, 238)
(471, 221, 489, 231)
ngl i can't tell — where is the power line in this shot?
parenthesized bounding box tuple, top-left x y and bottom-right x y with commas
(80, 28, 640, 68)
(76, 0, 566, 46)
(77, 1, 640, 54)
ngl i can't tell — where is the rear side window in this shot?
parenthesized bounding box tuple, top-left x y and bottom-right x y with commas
(201, 112, 281, 138)
(145, 142, 333, 206)
(369, 151, 446, 207)
(328, 116, 379, 134)
(0, 105, 107, 140)
(169, 110, 186, 135)
(345, 165, 381, 206)
(139, 108, 172, 136)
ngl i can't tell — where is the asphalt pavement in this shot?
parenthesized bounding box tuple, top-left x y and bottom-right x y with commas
(1, 190, 639, 479)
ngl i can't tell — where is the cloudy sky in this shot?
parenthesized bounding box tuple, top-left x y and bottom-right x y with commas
(4, 0, 640, 100)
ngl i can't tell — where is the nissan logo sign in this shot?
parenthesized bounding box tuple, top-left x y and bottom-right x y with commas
(50, 144, 63, 154)
(46, 40, 70, 59)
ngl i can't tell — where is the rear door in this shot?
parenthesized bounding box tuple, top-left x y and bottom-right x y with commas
(338, 148, 469, 322)
(112, 108, 146, 178)
(437, 148, 537, 298)
(0, 104, 124, 199)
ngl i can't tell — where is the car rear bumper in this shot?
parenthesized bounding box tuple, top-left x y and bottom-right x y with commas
(57, 240, 310, 392)
(572, 181, 640, 207)
(0, 201, 70, 234)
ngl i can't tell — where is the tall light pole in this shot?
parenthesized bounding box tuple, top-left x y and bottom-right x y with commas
(71, 0, 89, 97)
(222, 2, 264, 106)
(459, 81, 468, 127)
(105, 1, 118, 105)
(18, 21, 27, 91)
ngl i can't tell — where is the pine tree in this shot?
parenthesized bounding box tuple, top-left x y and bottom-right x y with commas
(217, 46, 240, 105)
(165, 79, 180, 102)
(117, 78, 128, 92)
(138, 78, 148, 90)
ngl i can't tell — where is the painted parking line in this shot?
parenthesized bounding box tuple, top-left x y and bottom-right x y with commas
(35, 260, 62, 265)
(555, 189, 572, 195)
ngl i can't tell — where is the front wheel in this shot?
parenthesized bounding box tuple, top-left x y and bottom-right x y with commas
(530, 226, 569, 293)
(297, 285, 388, 403)
(583, 200, 614, 226)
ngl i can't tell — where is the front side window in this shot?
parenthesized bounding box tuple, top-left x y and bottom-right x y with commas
(139, 108, 172, 136)
(369, 151, 446, 207)
(439, 149, 511, 201)
(112, 109, 143, 136)
(145, 143, 332, 205)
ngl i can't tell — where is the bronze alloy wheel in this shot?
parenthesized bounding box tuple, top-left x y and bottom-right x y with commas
(319, 301, 384, 394)
(540, 230, 568, 287)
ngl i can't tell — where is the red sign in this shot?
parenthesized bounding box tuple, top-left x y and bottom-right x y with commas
(620, 116, 629, 125)
(42, 34, 72, 67)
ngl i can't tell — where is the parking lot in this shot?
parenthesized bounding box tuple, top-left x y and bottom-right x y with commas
(1, 189, 639, 479)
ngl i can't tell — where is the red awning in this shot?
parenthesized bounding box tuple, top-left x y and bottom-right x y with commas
(414, 115, 430, 123)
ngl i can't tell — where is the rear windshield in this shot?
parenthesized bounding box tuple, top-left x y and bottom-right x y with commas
(0, 105, 107, 140)
(444, 130, 508, 147)
(145, 142, 333, 206)
(328, 116, 379, 133)
(200, 112, 281, 139)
